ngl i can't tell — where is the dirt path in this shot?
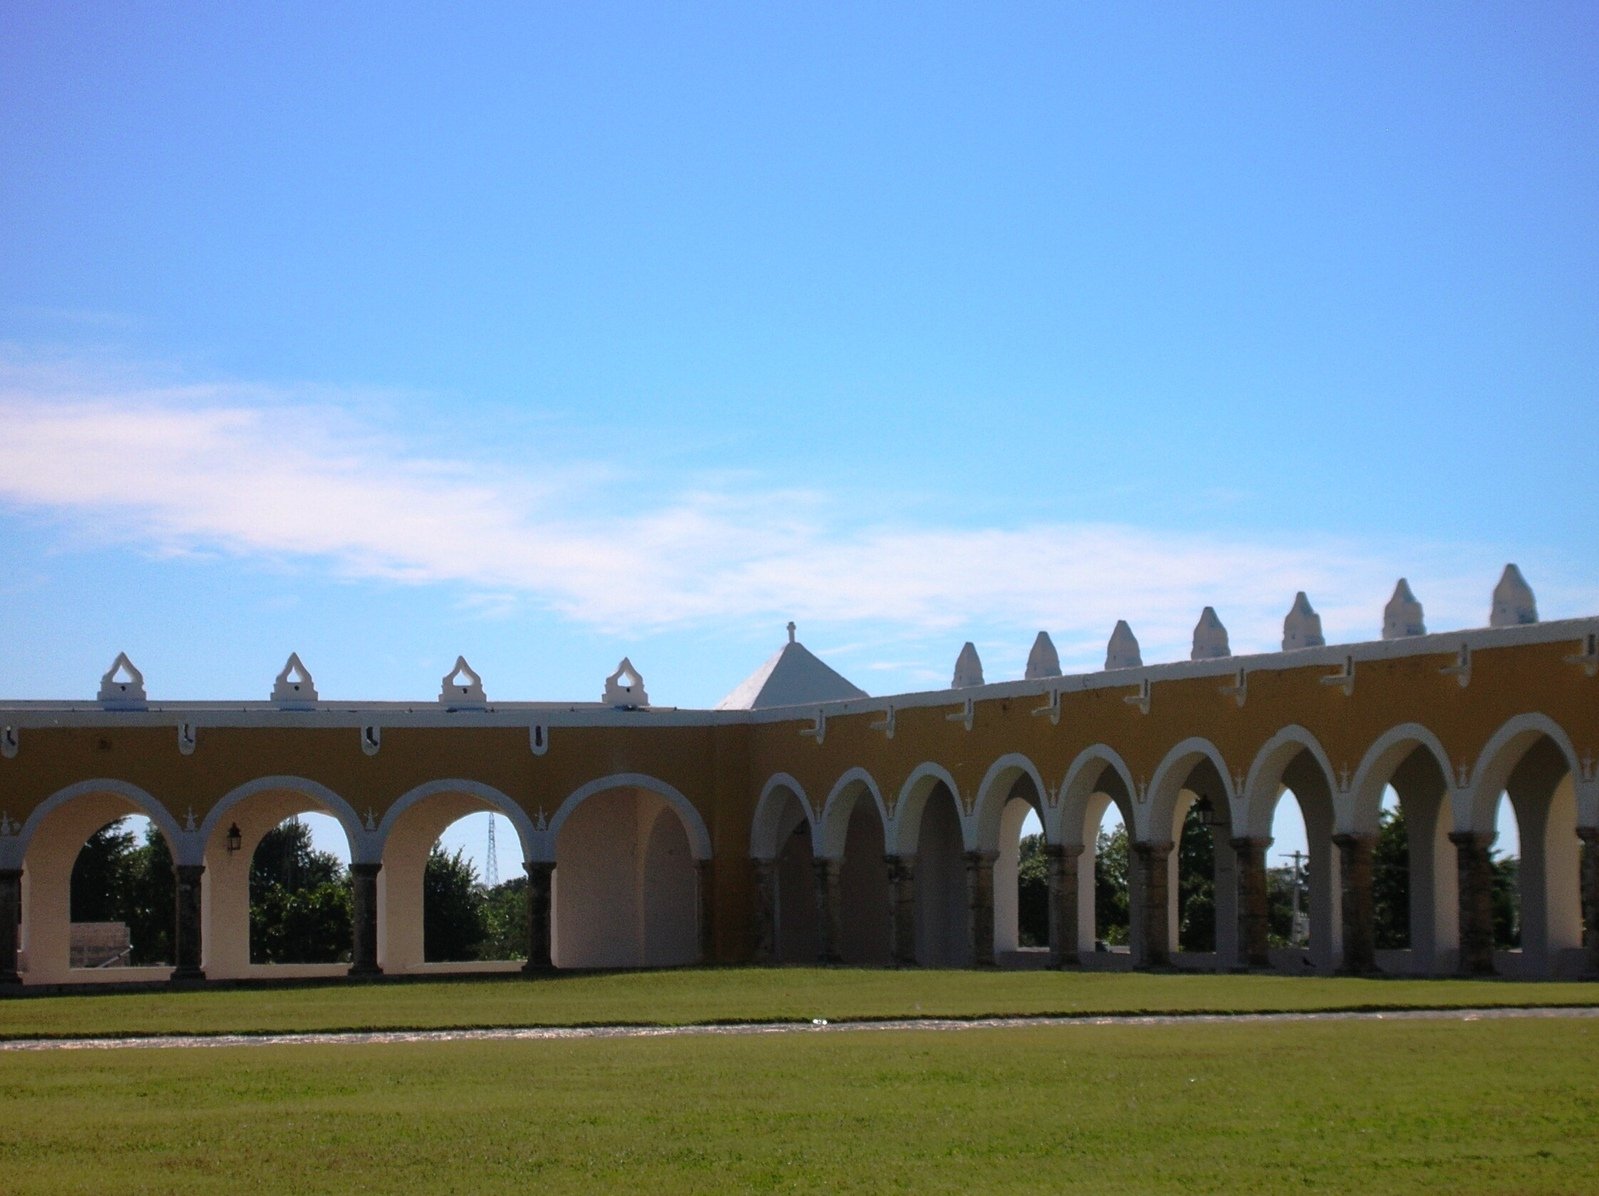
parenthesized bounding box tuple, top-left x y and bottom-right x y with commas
(3, 1004, 1596, 1052)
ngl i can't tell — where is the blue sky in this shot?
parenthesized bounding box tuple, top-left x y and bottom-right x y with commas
(3, 4, 1595, 870)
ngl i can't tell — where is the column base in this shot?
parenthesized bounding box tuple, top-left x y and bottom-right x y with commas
(169, 966, 206, 984)
(521, 959, 555, 975)
(347, 962, 384, 978)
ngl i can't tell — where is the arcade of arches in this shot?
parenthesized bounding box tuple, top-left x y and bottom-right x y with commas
(2, 614, 1596, 985)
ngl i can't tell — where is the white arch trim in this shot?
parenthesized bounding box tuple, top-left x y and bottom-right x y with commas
(750, 773, 814, 861)
(1144, 736, 1234, 843)
(818, 767, 889, 859)
(972, 753, 1049, 852)
(885, 762, 961, 857)
(8, 779, 189, 870)
(1056, 745, 1138, 848)
(198, 775, 372, 865)
(1347, 722, 1453, 835)
(1241, 725, 1338, 840)
(1467, 712, 1582, 833)
(544, 773, 713, 863)
(375, 779, 538, 864)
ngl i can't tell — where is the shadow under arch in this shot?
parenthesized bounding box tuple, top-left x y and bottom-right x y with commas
(1468, 713, 1584, 977)
(971, 752, 1048, 854)
(749, 773, 819, 964)
(1056, 745, 1138, 964)
(750, 773, 815, 861)
(886, 762, 961, 858)
(547, 773, 710, 969)
(971, 753, 1049, 959)
(13, 779, 189, 984)
(815, 767, 891, 964)
(1240, 726, 1340, 972)
(1143, 737, 1236, 969)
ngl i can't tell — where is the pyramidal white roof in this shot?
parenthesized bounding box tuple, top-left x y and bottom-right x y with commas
(715, 624, 869, 710)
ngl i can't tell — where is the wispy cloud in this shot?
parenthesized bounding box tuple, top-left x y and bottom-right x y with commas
(1, 353, 1589, 676)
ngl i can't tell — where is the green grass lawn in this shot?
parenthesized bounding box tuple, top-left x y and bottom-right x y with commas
(3, 1016, 1595, 1194)
(1, 967, 1595, 1040)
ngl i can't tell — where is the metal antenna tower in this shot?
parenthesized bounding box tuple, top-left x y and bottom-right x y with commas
(485, 815, 499, 888)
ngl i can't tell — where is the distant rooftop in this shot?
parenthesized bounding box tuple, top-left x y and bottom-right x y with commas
(715, 623, 868, 711)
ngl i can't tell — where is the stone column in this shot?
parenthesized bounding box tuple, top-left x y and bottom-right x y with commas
(349, 862, 383, 977)
(1231, 837, 1272, 970)
(171, 864, 205, 982)
(751, 859, 777, 965)
(965, 850, 997, 967)
(1045, 844, 1082, 968)
(886, 855, 917, 966)
(1335, 833, 1376, 974)
(0, 869, 21, 985)
(1451, 831, 1497, 976)
(523, 861, 554, 973)
(1133, 841, 1174, 968)
(813, 858, 842, 964)
(696, 858, 715, 964)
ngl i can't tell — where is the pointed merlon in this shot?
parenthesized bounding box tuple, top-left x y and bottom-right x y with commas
(440, 656, 487, 706)
(1105, 621, 1142, 670)
(1025, 631, 1061, 680)
(1490, 564, 1538, 627)
(952, 642, 985, 689)
(272, 652, 319, 708)
(1190, 607, 1231, 660)
(604, 657, 650, 708)
(1282, 592, 1325, 651)
(1383, 579, 1426, 640)
(98, 652, 148, 709)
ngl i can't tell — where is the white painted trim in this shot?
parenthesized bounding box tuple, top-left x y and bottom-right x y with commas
(1466, 713, 1581, 833)
(198, 776, 371, 866)
(885, 762, 960, 857)
(749, 773, 813, 861)
(545, 773, 711, 862)
(7, 778, 188, 870)
(971, 753, 1048, 852)
(375, 779, 537, 864)
(1241, 725, 1338, 840)
(1144, 736, 1235, 842)
(1056, 745, 1138, 848)
(1347, 722, 1453, 836)
(819, 767, 890, 859)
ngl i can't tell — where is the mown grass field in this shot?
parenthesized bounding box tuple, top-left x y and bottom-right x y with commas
(3, 1015, 1596, 1194)
(2, 967, 1596, 1039)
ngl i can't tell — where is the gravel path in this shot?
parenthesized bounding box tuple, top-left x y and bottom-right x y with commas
(3, 1004, 1596, 1052)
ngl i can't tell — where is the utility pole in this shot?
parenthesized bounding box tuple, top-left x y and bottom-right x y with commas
(1283, 850, 1307, 946)
(485, 815, 499, 888)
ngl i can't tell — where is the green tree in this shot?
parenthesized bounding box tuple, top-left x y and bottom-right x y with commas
(1177, 804, 1214, 952)
(249, 819, 351, 964)
(1492, 853, 1519, 949)
(423, 845, 488, 962)
(1094, 823, 1129, 945)
(479, 876, 530, 961)
(1372, 805, 1410, 950)
(124, 822, 175, 965)
(1266, 863, 1299, 946)
(1015, 834, 1049, 948)
(69, 819, 137, 923)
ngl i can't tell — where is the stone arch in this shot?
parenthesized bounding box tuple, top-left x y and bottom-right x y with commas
(1057, 745, 1137, 849)
(546, 773, 711, 862)
(198, 776, 365, 980)
(1240, 726, 1337, 840)
(547, 774, 708, 969)
(1143, 738, 1236, 967)
(819, 768, 889, 860)
(1146, 737, 1235, 843)
(13, 779, 188, 984)
(1467, 713, 1579, 834)
(886, 762, 961, 857)
(1349, 723, 1452, 837)
(750, 773, 815, 861)
(971, 753, 1049, 853)
(374, 780, 537, 973)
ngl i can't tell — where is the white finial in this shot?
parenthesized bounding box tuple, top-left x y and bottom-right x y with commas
(952, 642, 985, 689)
(604, 657, 649, 708)
(1191, 607, 1231, 660)
(1105, 621, 1142, 670)
(272, 653, 319, 709)
(98, 652, 148, 709)
(439, 656, 486, 707)
(787, 621, 797, 645)
(1383, 579, 1426, 640)
(1024, 631, 1061, 680)
(1490, 564, 1538, 627)
(1282, 592, 1325, 651)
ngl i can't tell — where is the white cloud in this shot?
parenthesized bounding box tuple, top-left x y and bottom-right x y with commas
(1, 353, 1590, 674)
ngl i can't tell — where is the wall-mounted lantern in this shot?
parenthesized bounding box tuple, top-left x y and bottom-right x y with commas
(226, 823, 243, 854)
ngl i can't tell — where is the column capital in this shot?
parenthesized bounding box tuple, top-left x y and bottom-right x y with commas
(1044, 843, 1085, 860)
(1447, 830, 1497, 850)
(350, 861, 383, 878)
(963, 850, 999, 866)
(1133, 840, 1174, 858)
(1228, 836, 1273, 854)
